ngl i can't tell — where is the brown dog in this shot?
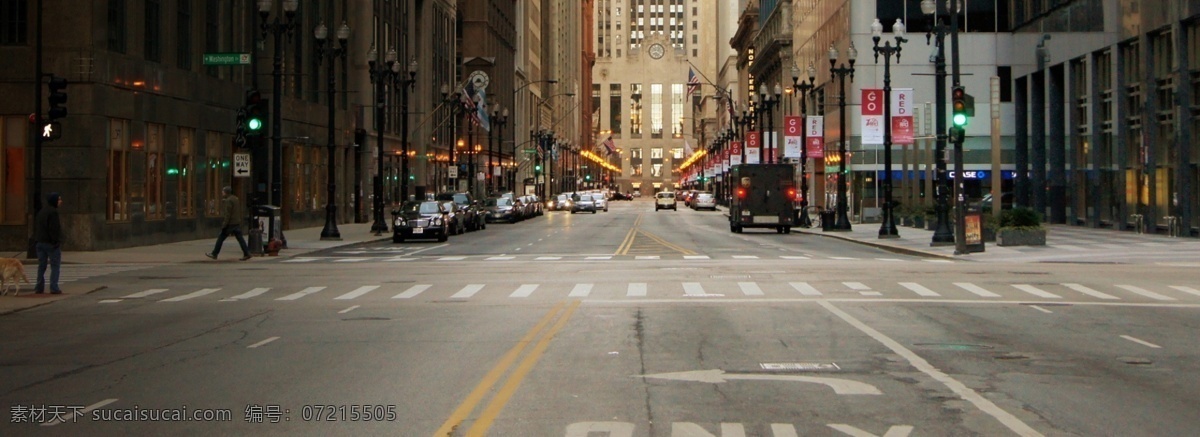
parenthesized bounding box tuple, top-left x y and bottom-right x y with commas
(0, 258, 30, 296)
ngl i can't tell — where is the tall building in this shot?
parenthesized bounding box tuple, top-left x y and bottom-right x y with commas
(452, 0, 516, 198)
(593, 0, 718, 195)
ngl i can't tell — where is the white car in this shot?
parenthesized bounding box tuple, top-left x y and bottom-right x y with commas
(654, 192, 677, 211)
(691, 192, 717, 210)
(593, 195, 609, 212)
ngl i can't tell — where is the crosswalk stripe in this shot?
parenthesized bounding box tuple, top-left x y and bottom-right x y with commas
(831, 257, 858, 260)
(924, 260, 954, 264)
(335, 286, 380, 300)
(393, 284, 431, 299)
(683, 282, 706, 296)
(509, 284, 539, 298)
(535, 256, 562, 260)
(161, 288, 220, 302)
(283, 258, 319, 263)
(1169, 286, 1200, 297)
(569, 283, 594, 297)
(738, 282, 764, 296)
(684, 255, 711, 260)
(627, 283, 647, 297)
(586, 256, 612, 260)
(732, 255, 759, 259)
(277, 286, 326, 301)
(636, 256, 660, 260)
(899, 282, 941, 297)
(860, 291, 883, 296)
(789, 282, 822, 296)
(843, 282, 870, 291)
(333, 258, 369, 263)
(954, 283, 1000, 298)
(1062, 283, 1119, 300)
(451, 284, 485, 299)
(1115, 285, 1176, 301)
(383, 257, 416, 262)
(780, 256, 811, 260)
(438, 256, 467, 261)
(1012, 284, 1061, 299)
(486, 256, 515, 261)
(123, 289, 168, 299)
(222, 288, 271, 301)
(878, 258, 903, 262)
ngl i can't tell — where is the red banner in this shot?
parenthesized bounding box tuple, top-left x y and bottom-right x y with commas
(805, 116, 824, 159)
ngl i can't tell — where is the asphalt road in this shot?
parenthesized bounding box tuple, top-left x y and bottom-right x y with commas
(2, 199, 1199, 436)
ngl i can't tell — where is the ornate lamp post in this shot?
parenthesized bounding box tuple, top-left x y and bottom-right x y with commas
(792, 62, 817, 228)
(257, 0, 298, 208)
(315, 21, 350, 240)
(829, 42, 857, 231)
(922, 0, 955, 244)
(367, 45, 397, 235)
(759, 84, 782, 164)
(491, 106, 508, 194)
(872, 18, 908, 239)
(397, 58, 417, 202)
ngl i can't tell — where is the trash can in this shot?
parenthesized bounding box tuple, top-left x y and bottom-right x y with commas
(821, 210, 835, 231)
(252, 205, 282, 253)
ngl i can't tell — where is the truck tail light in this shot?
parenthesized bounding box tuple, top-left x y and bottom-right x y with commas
(787, 188, 797, 200)
(736, 188, 746, 199)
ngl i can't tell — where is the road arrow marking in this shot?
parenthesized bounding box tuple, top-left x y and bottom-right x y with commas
(828, 424, 913, 437)
(636, 369, 881, 395)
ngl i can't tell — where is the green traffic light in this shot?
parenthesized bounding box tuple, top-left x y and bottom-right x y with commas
(247, 118, 263, 131)
(952, 113, 967, 126)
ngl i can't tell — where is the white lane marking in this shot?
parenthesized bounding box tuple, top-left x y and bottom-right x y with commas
(283, 258, 319, 263)
(831, 257, 858, 260)
(586, 256, 612, 260)
(827, 424, 914, 437)
(393, 284, 431, 299)
(790, 282, 823, 296)
(509, 284, 539, 298)
(338, 305, 360, 314)
(569, 283, 594, 297)
(247, 336, 280, 348)
(860, 292, 883, 296)
(684, 255, 711, 260)
(99, 299, 122, 303)
(1115, 285, 1176, 301)
(816, 300, 1043, 436)
(1062, 283, 1119, 300)
(222, 287, 271, 302)
(160, 288, 220, 302)
(406, 244, 448, 256)
(738, 282, 764, 296)
(1029, 305, 1054, 314)
(438, 256, 468, 261)
(276, 286, 327, 301)
(899, 282, 941, 297)
(41, 398, 118, 427)
(627, 283, 647, 297)
(636, 256, 660, 260)
(780, 256, 811, 260)
(954, 283, 1001, 298)
(486, 256, 515, 261)
(1169, 286, 1200, 297)
(843, 282, 870, 291)
(683, 282, 707, 296)
(1013, 284, 1062, 299)
(382, 257, 416, 262)
(536, 256, 562, 260)
(333, 258, 368, 263)
(123, 289, 168, 299)
(335, 286, 380, 300)
(732, 255, 759, 259)
(878, 258, 904, 262)
(1121, 335, 1162, 349)
(451, 284, 485, 299)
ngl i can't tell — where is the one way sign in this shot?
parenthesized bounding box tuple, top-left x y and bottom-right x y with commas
(233, 153, 251, 178)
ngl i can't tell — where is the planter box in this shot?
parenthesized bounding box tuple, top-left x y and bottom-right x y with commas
(996, 228, 1046, 246)
(983, 228, 996, 242)
(911, 217, 925, 228)
(924, 218, 938, 230)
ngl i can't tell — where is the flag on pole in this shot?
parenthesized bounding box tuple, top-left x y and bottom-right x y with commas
(687, 68, 701, 98)
(683, 139, 694, 156)
(476, 88, 491, 132)
(601, 136, 617, 155)
(460, 81, 480, 126)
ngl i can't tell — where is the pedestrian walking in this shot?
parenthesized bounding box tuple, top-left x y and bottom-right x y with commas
(33, 192, 64, 294)
(206, 187, 252, 261)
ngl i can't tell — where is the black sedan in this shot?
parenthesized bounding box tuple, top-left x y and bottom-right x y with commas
(483, 197, 520, 223)
(392, 201, 450, 243)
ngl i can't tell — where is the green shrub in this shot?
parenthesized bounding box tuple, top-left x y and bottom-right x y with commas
(982, 212, 999, 231)
(1000, 207, 1042, 229)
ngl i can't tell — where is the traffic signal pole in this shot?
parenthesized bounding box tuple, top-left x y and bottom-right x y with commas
(950, 2, 967, 255)
(28, 0, 43, 259)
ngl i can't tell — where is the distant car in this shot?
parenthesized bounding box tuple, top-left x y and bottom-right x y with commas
(655, 192, 677, 211)
(483, 197, 519, 223)
(392, 201, 449, 243)
(440, 201, 468, 235)
(609, 192, 632, 201)
(436, 192, 485, 231)
(571, 194, 597, 214)
(691, 192, 717, 210)
(592, 194, 609, 212)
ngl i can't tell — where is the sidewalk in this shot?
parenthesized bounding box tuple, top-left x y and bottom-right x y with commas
(1, 222, 388, 315)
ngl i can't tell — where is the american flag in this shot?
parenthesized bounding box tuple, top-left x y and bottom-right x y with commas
(687, 68, 701, 99)
(460, 81, 482, 127)
(601, 136, 617, 155)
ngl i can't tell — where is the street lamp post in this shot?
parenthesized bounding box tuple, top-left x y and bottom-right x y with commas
(315, 21, 350, 241)
(397, 58, 417, 202)
(257, 0, 298, 208)
(872, 18, 908, 239)
(922, 0, 955, 244)
(792, 63, 817, 228)
(491, 106, 508, 194)
(759, 84, 782, 164)
(829, 42, 857, 231)
(367, 45, 397, 235)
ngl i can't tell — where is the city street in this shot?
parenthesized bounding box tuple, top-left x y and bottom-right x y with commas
(3, 199, 1199, 436)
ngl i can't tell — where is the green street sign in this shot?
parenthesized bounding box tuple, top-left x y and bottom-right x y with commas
(203, 53, 251, 66)
(523, 148, 537, 154)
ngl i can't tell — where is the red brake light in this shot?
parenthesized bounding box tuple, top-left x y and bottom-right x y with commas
(736, 188, 746, 199)
(787, 188, 796, 199)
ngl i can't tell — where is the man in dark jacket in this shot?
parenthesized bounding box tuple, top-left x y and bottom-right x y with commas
(206, 187, 252, 261)
(34, 192, 64, 294)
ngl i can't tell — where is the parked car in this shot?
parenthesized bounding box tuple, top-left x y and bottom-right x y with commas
(552, 194, 572, 211)
(392, 201, 449, 243)
(691, 192, 717, 210)
(571, 194, 597, 214)
(440, 201, 468, 235)
(483, 197, 520, 223)
(436, 192, 485, 231)
(609, 192, 633, 201)
(592, 194, 609, 212)
(655, 191, 677, 211)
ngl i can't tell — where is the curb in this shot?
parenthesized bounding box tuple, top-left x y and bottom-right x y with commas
(795, 229, 959, 260)
(0, 286, 105, 316)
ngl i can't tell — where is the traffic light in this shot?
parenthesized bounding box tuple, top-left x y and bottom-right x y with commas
(244, 89, 265, 136)
(585, 174, 591, 181)
(47, 75, 68, 121)
(951, 85, 974, 129)
(534, 164, 543, 174)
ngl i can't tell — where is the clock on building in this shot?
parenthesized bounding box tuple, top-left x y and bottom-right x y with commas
(648, 43, 665, 59)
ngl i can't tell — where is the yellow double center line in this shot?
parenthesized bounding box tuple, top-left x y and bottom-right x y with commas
(433, 300, 581, 437)
(615, 214, 644, 255)
(615, 214, 695, 255)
